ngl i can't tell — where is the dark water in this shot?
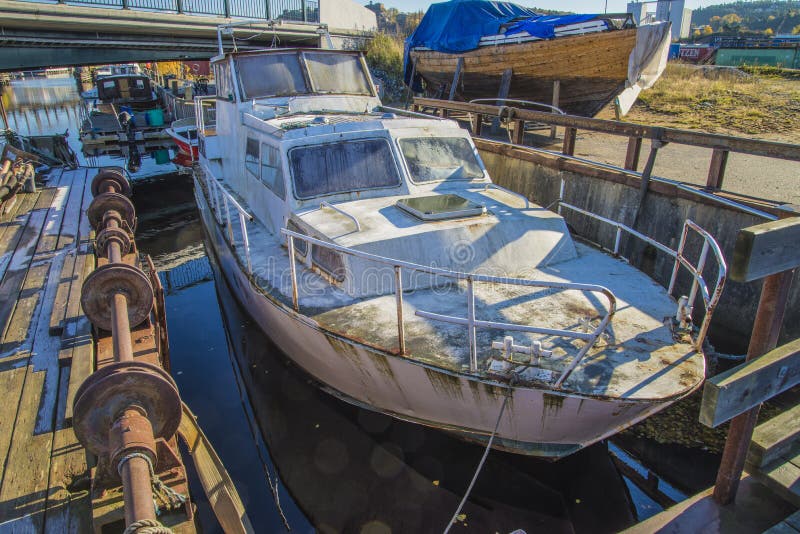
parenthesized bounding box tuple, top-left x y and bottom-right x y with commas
(3, 77, 720, 533)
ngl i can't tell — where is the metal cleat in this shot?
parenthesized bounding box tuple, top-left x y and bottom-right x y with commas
(491, 335, 553, 365)
(676, 295, 693, 330)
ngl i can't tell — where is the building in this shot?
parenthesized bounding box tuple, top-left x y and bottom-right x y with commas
(627, 0, 692, 40)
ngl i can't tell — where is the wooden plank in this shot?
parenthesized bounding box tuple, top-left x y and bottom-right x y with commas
(550, 79, 560, 139)
(706, 148, 729, 190)
(0, 192, 40, 283)
(730, 218, 800, 283)
(700, 338, 800, 427)
(56, 169, 89, 251)
(413, 97, 800, 161)
(512, 119, 525, 145)
(624, 136, 642, 171)
(753, 450, 800, 507)
(747, 403, 800, 469)
(448, 57, 463, 101)
(49, 249, 77, 337)
(562, 127, 577, 156)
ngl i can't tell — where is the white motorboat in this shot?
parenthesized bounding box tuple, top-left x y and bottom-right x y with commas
(192, 46, 727, 458)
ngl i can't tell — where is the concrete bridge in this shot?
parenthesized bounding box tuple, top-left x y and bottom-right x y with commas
(0, 0, 376, 71)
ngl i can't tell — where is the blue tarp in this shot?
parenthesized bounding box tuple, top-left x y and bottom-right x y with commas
(404, 0, 606, 87)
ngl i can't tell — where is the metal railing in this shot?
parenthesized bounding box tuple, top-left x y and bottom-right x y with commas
(194, 95, 216, 134)
(281, 227, 617, 386)
(200, 167, 253, 273)
(38, 0, 320, 21)
(198, 169, 724, 389)
(556, 177, 727, 351)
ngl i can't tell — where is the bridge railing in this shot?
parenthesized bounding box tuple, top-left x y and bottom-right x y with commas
(28, 0, 320, 22)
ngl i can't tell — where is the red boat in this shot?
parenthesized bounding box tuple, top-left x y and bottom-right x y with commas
(165, 118, 198, 162)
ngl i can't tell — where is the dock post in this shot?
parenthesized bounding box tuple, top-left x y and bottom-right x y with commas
(713, 269, 795, 504)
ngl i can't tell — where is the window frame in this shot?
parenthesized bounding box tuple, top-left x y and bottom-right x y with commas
(259, 142, 286, 199)
(244, 137, 260, 179)
(396, 135, 487, 185)
(288, 137, 403, 201)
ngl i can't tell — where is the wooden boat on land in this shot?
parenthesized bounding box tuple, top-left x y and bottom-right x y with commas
(193, 46, 726, 459)
(406, 2, 671, 117)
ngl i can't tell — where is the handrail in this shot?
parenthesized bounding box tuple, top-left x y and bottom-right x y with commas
(414, 97, 800, 161)
(483, 184, 530, 208)
(469, 98, 566, 115)
(555, 177, 727, 351)
(199, 167, 254, 273)
(281, 227, 616, 385)
(319, 201, 361, 232)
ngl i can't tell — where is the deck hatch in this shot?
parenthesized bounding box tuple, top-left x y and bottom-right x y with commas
(396, 194, 486, 221)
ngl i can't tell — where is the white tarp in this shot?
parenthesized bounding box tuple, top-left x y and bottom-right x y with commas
(615, 21, 672, 117)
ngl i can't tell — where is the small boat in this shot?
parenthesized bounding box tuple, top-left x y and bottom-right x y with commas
(193, 46, 726, 459)
(92, 73, 158, 110)
(165, 118, 199, 160)
(405, 1, 671, 116)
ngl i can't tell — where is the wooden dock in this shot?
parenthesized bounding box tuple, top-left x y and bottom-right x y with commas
(0, 167, 95, 530)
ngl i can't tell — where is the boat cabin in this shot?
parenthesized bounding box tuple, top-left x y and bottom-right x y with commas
(95, 74, 156, 106)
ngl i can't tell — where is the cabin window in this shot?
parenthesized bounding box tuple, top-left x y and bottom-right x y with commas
(289, 139, 400, 199)
(304, 53, 372, 95)
(312, 246, 345, 282)
(135, 79, 145, 90)
(102, 80, 116, 89)
(214, 61, 234, 101)
(245, 138, 259, 178)
(235, 53, 308, 99)
(399, 137, 484, 183)
(260, 144, 285, 199)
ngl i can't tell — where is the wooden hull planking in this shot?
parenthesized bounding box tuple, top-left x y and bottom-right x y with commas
(410, 28, 637, 117)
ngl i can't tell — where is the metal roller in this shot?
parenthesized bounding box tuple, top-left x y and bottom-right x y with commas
(87, 192, 136, 232)
(81, 263, 154, 331)
(91, 167, 131, 198)
(95, 226, 132, 258)
(72, 361, 182, 458)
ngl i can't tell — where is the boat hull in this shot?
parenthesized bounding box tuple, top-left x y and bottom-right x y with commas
(166, 128, 199, 160)
(410, 28, 637, 117)
(194, 174, 691, 459)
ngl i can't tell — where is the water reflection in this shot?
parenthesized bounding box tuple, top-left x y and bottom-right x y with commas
(135, 174, 637, 533)
(1, 76, 178, 178)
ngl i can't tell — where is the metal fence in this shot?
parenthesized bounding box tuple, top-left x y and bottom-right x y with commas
(31, 0, 319, 22)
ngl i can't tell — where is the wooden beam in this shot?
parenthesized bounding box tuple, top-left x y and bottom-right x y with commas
(707, 148, 729, 190)
(730, 218, 800, 283)
(700, 338, 800, 428)
(448, 57, 463, 101)
(472, 113, 483, 136)
(413, 98, 800, 161)
(491, 68, 512, 133)
(562, 127, 577, 156)
(624, 137, 643, 171)
(512, 120, 525, 145)
(550, 79, 560, 139)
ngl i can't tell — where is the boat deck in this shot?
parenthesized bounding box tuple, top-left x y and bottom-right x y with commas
(0, 168, 95, 531)
(209, 177, 703, 402)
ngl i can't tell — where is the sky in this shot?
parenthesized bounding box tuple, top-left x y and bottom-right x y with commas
(359, 0, 718, 16)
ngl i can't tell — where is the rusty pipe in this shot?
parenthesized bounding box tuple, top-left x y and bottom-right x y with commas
(120, 455, 156, 524)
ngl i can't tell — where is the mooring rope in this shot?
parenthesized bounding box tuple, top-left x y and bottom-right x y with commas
(122, 518, 172, 534)
(117, 451, 187, 527)
(442, 393, 510, 534)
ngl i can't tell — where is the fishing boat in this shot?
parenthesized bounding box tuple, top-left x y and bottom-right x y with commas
(91, 73, 158, 110)
(404, 1, 671, 117)
(165, 118, 199, 160)
(193, 46, 726, 459)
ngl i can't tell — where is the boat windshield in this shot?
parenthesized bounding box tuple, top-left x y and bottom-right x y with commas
(399, 137, 484, 182)
(235, 51, 372, 100)
(289, 139, 401, 199)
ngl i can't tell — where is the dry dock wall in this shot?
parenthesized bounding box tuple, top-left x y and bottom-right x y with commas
(477, 140, 799, 353)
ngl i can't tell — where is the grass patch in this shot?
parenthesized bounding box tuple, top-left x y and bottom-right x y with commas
(630, 63, 800, 136)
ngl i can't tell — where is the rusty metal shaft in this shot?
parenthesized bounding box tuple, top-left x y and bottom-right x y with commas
(713, 269, 795, 504)
(95, 180, 160, 526)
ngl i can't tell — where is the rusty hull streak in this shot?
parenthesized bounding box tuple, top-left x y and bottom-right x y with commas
(424, 367, 465, 399)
